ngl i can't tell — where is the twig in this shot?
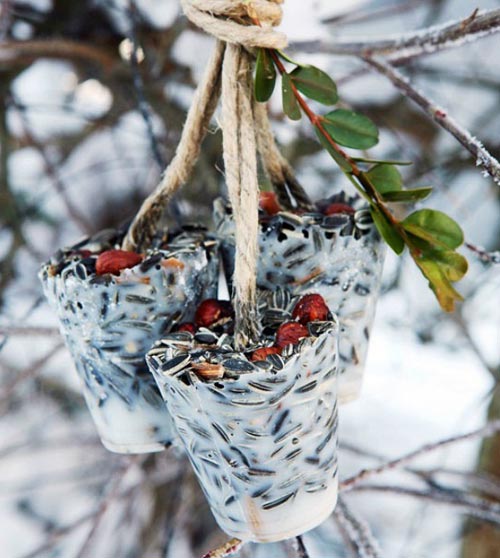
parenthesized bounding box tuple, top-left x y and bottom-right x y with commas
(363, 56, 500, 185)
(0, 326, 61, 337)
(0, 39, 116, 69)
(201, 538, 244, 558)
(295, 535, 311, 558)
(341, 421, 500, 491)
(9, 96, 94, 232)
(293, 8, 500, 63)
(465, 242, 500, 264)
(0, 342, 64, 403)
(74, 456, 143, 558)
(353, 484, 500, 525)
(334, 496, 382, 558)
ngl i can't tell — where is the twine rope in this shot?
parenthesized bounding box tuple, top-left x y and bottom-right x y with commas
(122, 41, 225, 251)
(125, 0, 294, 344)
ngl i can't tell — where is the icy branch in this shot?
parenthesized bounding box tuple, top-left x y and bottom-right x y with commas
(340, 420, 500, 491)
(363, 57, 500, 185)
(292, 8, 500, 62)
(334, 497, 382, 558)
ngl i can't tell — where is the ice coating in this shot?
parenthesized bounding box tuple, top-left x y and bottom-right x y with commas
(39, 228, 219, 453)
(215, 198, 385, 403)
(146, 320, 339, 542)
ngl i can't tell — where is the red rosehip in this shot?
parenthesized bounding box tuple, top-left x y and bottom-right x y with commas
(250, 346, 282, 362)
(195, 299, 234, 328)
(259, 191, 282, 216)
(177, 322, 196, 334)
(275, 321, 309, 349)
(292, 294, 330, 325)
(95, 249, 143, 276)
(324, 203, 355, 216)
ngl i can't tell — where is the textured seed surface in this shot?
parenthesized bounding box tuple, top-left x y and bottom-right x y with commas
(192, 362, 225, 380)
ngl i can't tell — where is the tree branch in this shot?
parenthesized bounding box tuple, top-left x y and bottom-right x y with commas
(292, 8, 500, 63)
(341, 421, 500, 491)
(362, 56, 500, 185)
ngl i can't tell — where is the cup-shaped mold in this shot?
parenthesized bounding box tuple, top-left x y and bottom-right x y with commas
(215, 197, 385, 403)
(146, 316, 339, 542)
(39, 227, 219, 453)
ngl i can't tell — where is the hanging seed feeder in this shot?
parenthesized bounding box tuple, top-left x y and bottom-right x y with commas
(40, 227, 219, 453)
(215, 191, 385, 404)
(147, 290, 339, 542)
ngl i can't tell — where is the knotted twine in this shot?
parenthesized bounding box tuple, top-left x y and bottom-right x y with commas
(123, 0, 310, 346)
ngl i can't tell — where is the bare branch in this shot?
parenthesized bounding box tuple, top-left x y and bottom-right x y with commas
(334, 496, 382, 558)
(201, 539, 245, 558)
(465, 242, 500, 264)
(341, 421, 500, 491)
(362, 56, 500, 185)
(295, 535, 311, 558)
(354, 484, 500, 525)
(293, 8, 500, 63)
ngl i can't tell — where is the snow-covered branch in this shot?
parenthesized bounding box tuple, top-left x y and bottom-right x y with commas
(292, 8, 500, 63)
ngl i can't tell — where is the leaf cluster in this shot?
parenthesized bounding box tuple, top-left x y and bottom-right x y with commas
(254, 49, 468, 311)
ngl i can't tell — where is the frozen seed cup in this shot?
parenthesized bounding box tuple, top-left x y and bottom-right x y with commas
(146, 293, 340, 542)
(215, 194, 385, 404)
(39, 227, 219, 454)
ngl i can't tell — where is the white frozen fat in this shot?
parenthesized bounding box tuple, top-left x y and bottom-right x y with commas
(148, 320, 339, 542)
(40, 231, 219, 453)
(215, 201, 385, 405)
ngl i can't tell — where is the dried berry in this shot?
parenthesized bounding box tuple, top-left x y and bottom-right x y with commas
(259, 191, 282, 216)
(324, 203, 355, 216)
(249, 346, 282, 362)
(95, 250, 143, 276)
(292, 294, 330, 325)
(195, 299, 234, 329)
(192, 362, 224, 381)
(177, 322, 196, 334)
(275, 322, 309, 349)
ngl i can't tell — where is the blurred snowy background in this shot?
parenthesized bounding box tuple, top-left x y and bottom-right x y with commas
(0, 0, 499, 557)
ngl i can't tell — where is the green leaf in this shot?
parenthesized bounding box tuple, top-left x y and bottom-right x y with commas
(366, 164, 402, 194)
(352, 157, 413, 166)
(282, 73, 301, 121)
(290, 65, 338, 105)
(254, 48, 277, 103)
(277, 50, 305, 67)
(323, 109, 379, 149)
(403, 209, 464, 250)
(370, 208, 405, 255)
(314, 127, 351, 171)
(414, 258, 464, 312)
(407, 235, 468, 282)
(382, 187, 433, 203)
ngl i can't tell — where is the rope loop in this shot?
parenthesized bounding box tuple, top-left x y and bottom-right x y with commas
(180, 0, 288, 50)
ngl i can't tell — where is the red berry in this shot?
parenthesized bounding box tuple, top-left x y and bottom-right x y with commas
(259, 191, 282, 216)
(324, 203, 355, 216)
(275, 322, 309, 349)
(250, 346, 282, 362)
(95, 249, 143, 276)
(77, 249, 93, 258)
(177, 322, 196, 334)
(292, 294, 330, 325)
(195, 299, 234, 328)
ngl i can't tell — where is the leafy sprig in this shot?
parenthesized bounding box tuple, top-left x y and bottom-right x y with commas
(254, 48, 468, 312)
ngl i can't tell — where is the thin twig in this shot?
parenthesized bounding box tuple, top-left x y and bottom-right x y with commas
(363, 56, 500, 185)
(293, 8, 500, 63)
(353, 484, 500, 525)
(334, 496, 382, 558)
(465, 242, 500, 264)
(201, 538, 244, 558)
(74, 456, 143, 558)
(295, 535, 311, 558)
(0, 326, 61, 337)
(341, 421, 500, 491)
